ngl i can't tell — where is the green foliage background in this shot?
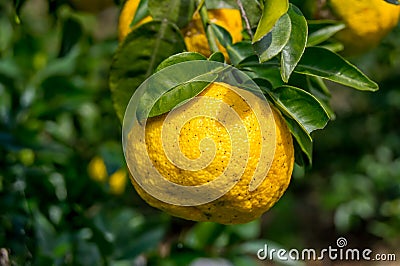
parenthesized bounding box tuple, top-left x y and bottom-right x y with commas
(1, 0, 399, 265)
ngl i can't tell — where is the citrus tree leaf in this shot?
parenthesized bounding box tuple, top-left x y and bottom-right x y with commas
(208, 52, 225, 62)
(227, 41, 255, 65)
(134, 61, 227, 120)
(156, 52, 206, 72)
(284, 115, 313, 166)
(384, 0, 400, 5)
(210, 23, 232, 47)
(109, 21, 185, 122)
(148, 81, 212, 118)
(205, 0, 237, 9)
(131, 0, 150, 26)
(236, 0, 263, 28)
(281, 4, 307, 82)
(253, 13, 291, 62)
(148, 0, 195, 28)
(295, 47, 379, 91)
(58, 17, 82, 58)
(307, 21, 346, 47)
(252, 0, 289, 43)
(268, 85, 330, 134)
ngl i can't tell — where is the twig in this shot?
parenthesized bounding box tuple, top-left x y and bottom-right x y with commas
(236, 0, 253, 40)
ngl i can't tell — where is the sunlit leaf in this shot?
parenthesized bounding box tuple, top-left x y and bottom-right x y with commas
(253, 13, 291, 62)
(281, 4, 307, 82)
(295, 47, 379, 91)
(156, 52, 206, 72)
(252, 0, 289, 43)
(268, 85, 330, 134)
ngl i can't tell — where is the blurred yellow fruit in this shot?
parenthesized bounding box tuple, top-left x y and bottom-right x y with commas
(88, 156, 107, 182)
(125, 82, 294, 224)
(311, 0, 400, 55)
(331, 0, 400, 54)
(109, 169, 127, 195)
(118, 0, 243, 58)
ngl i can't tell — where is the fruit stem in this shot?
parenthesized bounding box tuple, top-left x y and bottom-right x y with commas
(196, 0, 220, 53)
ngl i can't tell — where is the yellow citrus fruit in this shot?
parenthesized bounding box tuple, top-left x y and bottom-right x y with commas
(327, 0, 400, 55)
(69, 0, 115, 13)
(118, 0, 243, 58)
(330, 0, 400, 54)
(181, 9, 243, 58)
(125, 82, 294, 224)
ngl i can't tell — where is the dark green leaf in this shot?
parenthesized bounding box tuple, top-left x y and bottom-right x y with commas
(58, 17, 83, 58)
(252, 0, 289, 43)
(268, 85, 330, 134)
(156, 52, 207, 72)
(131, 0, 150, 26)
(295, 47, 379, 91)
(148, 0, 195, 28)
(244, 64, 284, 88)
(109, 21, 185, 122)
(253, 13, 291, 62)
(307, 21, 346, 47)
(236, 0, 262, 28)
(384, 0, 400, 5)
(208, 52, 225, 62)
(210, 23, 232, 47)
(284, 116, 313, 166)
(227, 41, 255, 66)
(281, 4, 307, 82)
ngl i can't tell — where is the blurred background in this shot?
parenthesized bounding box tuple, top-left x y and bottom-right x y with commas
(0, 0, 399, 265)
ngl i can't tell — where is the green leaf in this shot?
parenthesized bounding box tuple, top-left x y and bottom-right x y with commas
(227, 41, 255, 66)
(156, 52, 207, 72)
(58, 17, 83, 58)
(109, 21, 185, 122)
(205, 0, 237, 9)
(281, 4, 307, 82)
(148, 81, 212, 117)
(252, 0, 289, 43)
(307, 21, 346, 47)
(134, 60, 226, 121)
(295, 47, 379, 91)
(384, 0, 400, 5)
(284, 116, 313, 166)
(208, 52, 225, 62)
(268, 85, 330, 134)
(244, 65, 284, 88)
(131, 0, 150, 26)
(253, 13, 291, 62)
(210, 23, 233, 48)
(148, 0, 195, 28)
